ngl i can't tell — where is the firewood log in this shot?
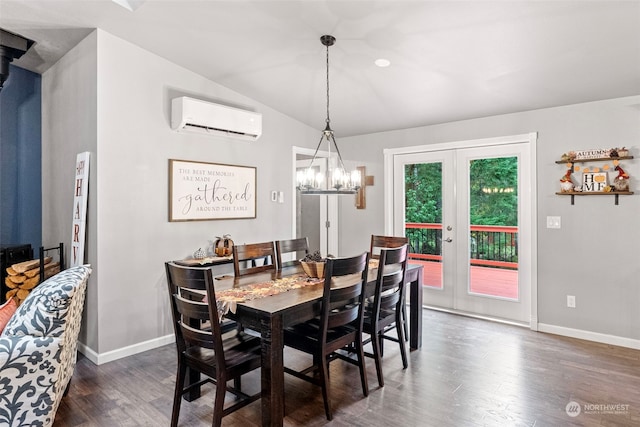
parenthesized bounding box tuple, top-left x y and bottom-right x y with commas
(6, 288, 18, 300)
(6, 267, 18, 276)
(44, 265, 61, 280)
(20, 276, 40, 290)
(16, 289, 29, 301)
(24, 262, 60, 278)
(12, 257, 52, 274)
(5, 277, 18, 289)
(7, 274, 26, 284)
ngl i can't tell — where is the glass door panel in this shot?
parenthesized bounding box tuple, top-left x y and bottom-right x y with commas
(468, 156, 519, 300)
(405, 162, 443, 289)
(394, 150, 455, 310)
(454, 144, 531, 323)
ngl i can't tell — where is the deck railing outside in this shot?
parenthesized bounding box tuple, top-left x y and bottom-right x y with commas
(405, 223, 518, 269)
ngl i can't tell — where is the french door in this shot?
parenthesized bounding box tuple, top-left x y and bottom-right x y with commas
(391, 138, 535, 324)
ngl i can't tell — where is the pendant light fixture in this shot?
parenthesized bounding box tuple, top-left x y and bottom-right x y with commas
(296, 35, 361, 195)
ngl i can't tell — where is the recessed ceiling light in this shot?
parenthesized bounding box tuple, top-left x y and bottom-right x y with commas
(375, 58, 391, 68)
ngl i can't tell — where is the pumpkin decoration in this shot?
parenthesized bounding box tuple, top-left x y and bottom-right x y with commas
(214, 234, 234, 256)
(193, 248, 206, 259)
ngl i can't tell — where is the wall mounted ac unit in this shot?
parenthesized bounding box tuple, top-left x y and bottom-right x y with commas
(171, 96, 262, 141)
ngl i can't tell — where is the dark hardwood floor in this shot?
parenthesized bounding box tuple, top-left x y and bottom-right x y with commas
(55, 309, 640, 426)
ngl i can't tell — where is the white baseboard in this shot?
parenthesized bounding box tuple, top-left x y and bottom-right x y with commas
(538, 323, 640, 350)
(77, 334, 175, 365)
(75, 323, 640, 366)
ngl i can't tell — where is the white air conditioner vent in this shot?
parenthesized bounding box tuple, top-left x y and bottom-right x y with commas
(171, 96, 262, 141)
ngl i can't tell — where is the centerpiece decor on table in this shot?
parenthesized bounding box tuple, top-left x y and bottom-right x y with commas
(300, 250, 331, 279)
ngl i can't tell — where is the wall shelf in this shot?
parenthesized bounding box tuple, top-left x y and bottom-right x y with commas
(556, 155, 633, 205)
(556, 191, 634, 205)
(555, 155, 633, 164)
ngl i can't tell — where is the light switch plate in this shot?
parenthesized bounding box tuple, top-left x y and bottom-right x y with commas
(546, 216, 561, 229)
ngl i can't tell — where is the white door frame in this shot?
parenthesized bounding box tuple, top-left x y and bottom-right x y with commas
(292, 146, 339, 257)
(383, 133, 538, 330)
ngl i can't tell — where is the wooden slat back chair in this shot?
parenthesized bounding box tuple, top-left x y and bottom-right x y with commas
(369, 235, 409, 259)
(363, 244, 409, 387)
(283, 252, 370, 420)
(232, 241, 276, 277)
(369, 234, 410, 340)
(164, 262, 261, 427)
(275, 237, 309, 269)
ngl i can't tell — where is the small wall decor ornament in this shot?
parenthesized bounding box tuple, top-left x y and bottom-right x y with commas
(559, 169, 574, 192)
(613, 165, 630, 191)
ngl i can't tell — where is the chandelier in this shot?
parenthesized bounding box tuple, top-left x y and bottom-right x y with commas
(296, 35, 361, 195)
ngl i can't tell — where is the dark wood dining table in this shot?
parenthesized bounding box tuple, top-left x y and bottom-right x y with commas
(202, 261, 423, 427)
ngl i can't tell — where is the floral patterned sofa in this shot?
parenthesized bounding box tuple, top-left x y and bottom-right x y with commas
(0, 265, 91, 427)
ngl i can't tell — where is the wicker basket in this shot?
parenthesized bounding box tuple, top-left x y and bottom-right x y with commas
(300, 261, 325, 279)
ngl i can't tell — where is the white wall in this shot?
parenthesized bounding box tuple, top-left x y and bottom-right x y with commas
(338, 96, 640, 345)
(43, 29, 318, 362)
(42, 31, 98, 350)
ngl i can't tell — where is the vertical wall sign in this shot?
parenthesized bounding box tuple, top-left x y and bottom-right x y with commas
(70, 152, 90, 266)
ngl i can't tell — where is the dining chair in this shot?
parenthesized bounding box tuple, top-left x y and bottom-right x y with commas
(369, 234, 409, 259)
(283, 252, 370, 420)
(362, 244, 409, 387)
(275, 237, 309, 269)
(232, 241, 276, 276)
(164, 262, 261, 427)
(369, 234, 410, 340)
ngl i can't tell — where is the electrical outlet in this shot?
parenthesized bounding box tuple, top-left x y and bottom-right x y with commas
(567, 295, 576, 308)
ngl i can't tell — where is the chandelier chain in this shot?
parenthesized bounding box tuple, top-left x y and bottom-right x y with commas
(325, 42, 330, 126)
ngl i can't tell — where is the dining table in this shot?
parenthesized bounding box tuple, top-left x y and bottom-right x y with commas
(190, 260, 423, 427)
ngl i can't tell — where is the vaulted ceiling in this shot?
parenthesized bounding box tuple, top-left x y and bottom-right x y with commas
(2, 0, 639, 136)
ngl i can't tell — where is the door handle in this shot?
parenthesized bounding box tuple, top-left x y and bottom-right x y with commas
(444, 237, 453, 243)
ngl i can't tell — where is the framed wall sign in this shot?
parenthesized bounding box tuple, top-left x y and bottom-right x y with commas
(582, 172, 608, 192)
(169, 159, 256, 221)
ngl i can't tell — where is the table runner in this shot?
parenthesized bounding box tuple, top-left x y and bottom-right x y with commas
(213, 259, 379, 320)
(215, 274, 322, 319)
(176, 256, 232, 266)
